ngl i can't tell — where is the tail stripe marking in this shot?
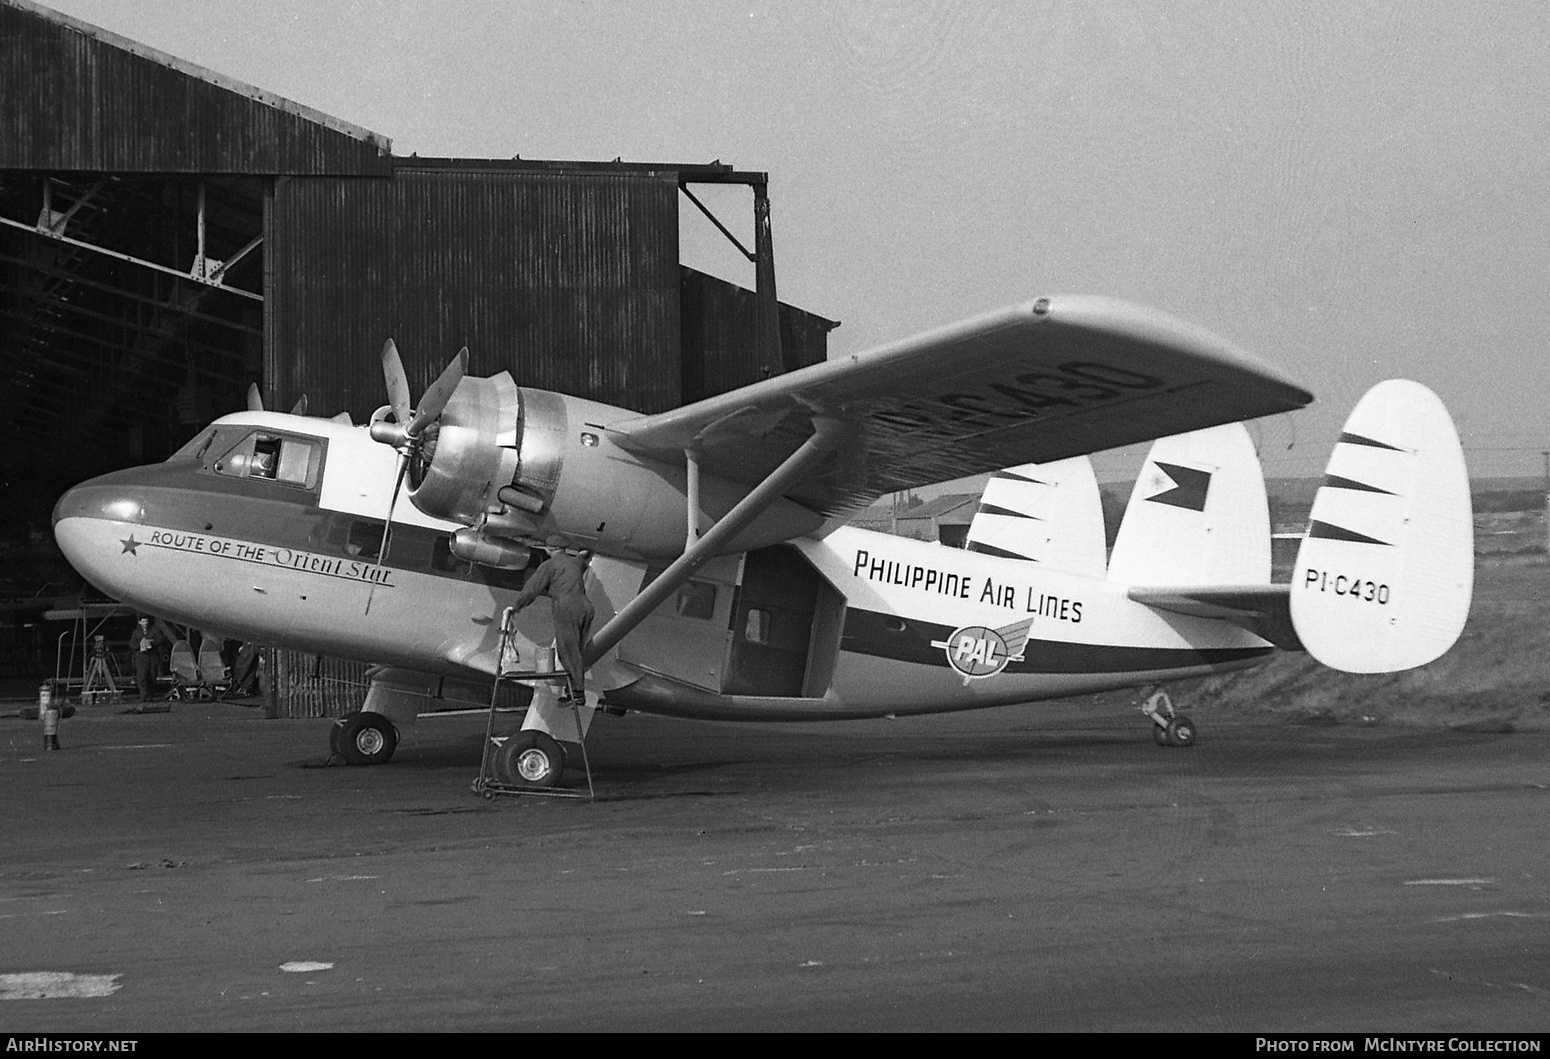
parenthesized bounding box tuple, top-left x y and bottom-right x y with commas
(1321, 473, 1394, 495)
(975, 502, 1041, 521)
(992, 470, 1049, 485)
(966, 541, 1038, 561)
(1308, 519, 1392, 546)
(1338, 431, 1406, 452)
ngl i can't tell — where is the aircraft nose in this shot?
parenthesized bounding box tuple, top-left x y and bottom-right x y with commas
(52, 475, 146, 528)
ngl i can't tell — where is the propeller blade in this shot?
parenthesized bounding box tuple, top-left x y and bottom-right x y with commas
(378, 452, 410, 566)
(381, 339, 413, 426)
(246, 384, 263, 412)
(366, 452, 410, 616)
(408, 347, 468, 437)
(289, 394, 309, 416)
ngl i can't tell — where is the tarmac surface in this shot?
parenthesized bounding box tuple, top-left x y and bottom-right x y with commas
(2, 694, 1549, 1032)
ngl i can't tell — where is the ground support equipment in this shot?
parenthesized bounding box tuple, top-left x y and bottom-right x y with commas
(472, 608, 596, 801)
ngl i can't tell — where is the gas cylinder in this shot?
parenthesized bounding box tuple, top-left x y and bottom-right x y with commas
(39, 683, 60, 751)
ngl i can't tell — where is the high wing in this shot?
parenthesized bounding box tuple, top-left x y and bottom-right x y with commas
(608, 294, 1312, 519)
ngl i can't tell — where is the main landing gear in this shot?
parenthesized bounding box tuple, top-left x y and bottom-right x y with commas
(1141, 689, 1196, 748)
(330, 711, 400, 766)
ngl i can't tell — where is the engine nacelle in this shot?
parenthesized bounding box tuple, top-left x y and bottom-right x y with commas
(408, 372, 532, 525)
(407, 376, 827, 561)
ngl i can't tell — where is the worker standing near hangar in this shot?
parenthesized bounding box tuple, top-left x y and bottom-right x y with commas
(508, 549, 595, 703)
(128, 616, 166, 703)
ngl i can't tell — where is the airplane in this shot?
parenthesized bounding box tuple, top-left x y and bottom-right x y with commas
(50, 294, 1474, 788)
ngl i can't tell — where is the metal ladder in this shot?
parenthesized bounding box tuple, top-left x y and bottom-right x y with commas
(472, 608, 595, 802)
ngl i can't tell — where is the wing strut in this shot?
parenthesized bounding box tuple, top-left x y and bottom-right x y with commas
(585, 418, 846, 664)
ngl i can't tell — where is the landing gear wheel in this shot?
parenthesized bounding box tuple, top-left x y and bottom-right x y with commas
(1165, 715, 1197, 748)
(1152, 723, 1170, 746)
(336, 711, 399, 765)
(495, 731, 567, 789)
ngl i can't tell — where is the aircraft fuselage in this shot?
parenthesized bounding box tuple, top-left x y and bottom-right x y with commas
(52, 410, 1273, 722)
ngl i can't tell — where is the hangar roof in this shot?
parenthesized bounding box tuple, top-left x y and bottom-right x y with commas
(1, 0, 391, 175)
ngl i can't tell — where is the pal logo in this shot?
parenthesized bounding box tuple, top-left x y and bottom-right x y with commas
(931, 617, 1035, 680)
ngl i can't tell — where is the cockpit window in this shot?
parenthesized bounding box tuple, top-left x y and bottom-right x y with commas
(171, 426, 228, 464)
(213, 431, 323, 488)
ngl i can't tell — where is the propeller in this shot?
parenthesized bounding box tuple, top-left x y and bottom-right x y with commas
(368, 339, 469, 572)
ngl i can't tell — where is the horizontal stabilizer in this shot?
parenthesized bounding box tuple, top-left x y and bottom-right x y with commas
(1128, 584, 1300, 650)
(1290, 380, 1473, 673)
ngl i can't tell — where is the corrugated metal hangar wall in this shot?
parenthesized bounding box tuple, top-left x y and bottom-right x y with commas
(267, 166, 684, 420)
(0, 0, 837, 684)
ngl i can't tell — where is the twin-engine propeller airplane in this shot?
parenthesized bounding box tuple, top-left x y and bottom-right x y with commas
(51, 295, 1474, 786)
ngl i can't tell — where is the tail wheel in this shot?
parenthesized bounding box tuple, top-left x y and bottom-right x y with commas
(495, 731, 567, 789)
(1165, 715, 1197, 748)
(336, 712, 399, 765)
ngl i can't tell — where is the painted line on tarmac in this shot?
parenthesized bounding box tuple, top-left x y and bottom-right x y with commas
(1434, 910, 1550, 922)
(0, 972, 121, 1000)
(1405, 877, 1496, 886)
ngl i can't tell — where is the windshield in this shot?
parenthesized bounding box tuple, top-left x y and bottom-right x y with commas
(211, 430, 324, 488)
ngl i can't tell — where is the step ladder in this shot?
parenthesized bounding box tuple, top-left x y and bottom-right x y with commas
(472, 608, 595, 802)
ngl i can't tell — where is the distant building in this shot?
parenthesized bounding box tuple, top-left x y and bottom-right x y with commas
(851, 494, 979, 547)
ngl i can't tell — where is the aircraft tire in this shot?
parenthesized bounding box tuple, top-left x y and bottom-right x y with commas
(1165, 715, 1196, 748)
(337, 712, 399, 766)
(1151, 723, 1170, 746)
(495, 731, 567, 789)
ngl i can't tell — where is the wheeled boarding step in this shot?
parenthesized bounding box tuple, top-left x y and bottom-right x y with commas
(472, 608, 596, 802)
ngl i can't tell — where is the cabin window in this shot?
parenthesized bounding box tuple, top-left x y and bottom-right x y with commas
(431, 536, 471, 575)
(213, 431, 322, 488)
(742, 607, 772, 644)
(674, 581, 718, 621)
(347, 520, 383, 561)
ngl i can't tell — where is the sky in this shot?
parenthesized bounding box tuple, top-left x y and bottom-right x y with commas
(36, 0, 1550, 483)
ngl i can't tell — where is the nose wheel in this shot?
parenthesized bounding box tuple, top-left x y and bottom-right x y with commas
(1141, 689, 1196, 748)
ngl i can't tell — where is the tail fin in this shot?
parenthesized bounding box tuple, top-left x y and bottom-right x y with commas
(1290, 380, 1472, 673)
(964, 457, 1107, 577)
(1107, 423, 1269, 586)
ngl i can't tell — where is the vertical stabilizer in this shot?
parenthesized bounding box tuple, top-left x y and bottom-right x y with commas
(1107, 423, 1269, 586)
(964, 457, 1107, 577)
(1290, 380, 1472, 673)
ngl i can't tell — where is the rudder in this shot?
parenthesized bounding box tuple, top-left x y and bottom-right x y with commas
(965, 457, 1107, 577)
(1290, 380, 1472, 673)
(1107, 423, 1270, 587)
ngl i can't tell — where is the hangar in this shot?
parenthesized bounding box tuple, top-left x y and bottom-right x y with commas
(0, 0, 837, 698)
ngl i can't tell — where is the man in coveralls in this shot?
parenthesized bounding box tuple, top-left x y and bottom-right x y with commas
(129, 616, 163, 702)
(509, 549, 595, 702)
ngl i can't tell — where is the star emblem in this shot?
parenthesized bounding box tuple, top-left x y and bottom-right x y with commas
(120, 535, 141, 555)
